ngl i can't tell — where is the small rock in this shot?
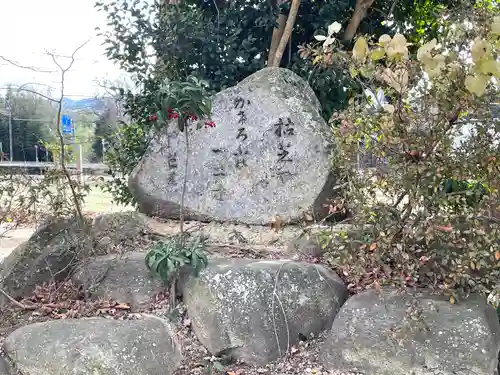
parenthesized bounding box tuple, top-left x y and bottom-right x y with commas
(97, 236, 113, 248)
(0, 217, 92, 308)
(91, 211, 151, 252)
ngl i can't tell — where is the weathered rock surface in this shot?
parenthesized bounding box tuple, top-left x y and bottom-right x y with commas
(0, 217, 92, 308)
(320, 288, 500, 375)
(287, 233, 325, 259)
(182, 258, 348, 365)
(286, 224, 361, 260)
(3, 316, 181, 375)
(129, 67, 338, 225)
(72, 252, 165, 311)
(91, 211, 152, 253)
(0, 212, 156, 307)
(0, 356, 13, 375)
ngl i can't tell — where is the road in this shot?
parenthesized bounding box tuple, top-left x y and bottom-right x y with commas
(0, 226, 36, 262)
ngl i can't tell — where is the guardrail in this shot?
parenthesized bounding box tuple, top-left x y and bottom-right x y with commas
(0, 161, 107, 170)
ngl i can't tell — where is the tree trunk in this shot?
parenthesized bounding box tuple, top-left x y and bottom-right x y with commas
(343, 0, 375, 42)
(271, 0, 300, 67)
(267, 13, 287, 66)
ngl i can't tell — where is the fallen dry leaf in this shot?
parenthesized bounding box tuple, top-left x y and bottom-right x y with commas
(419, 255, 431, 264)
(486, 155, 497, 163)
(327, 204, 337, 214)
(115, 303, 131, 310)
(495, 251, 500, 261)
(303, 212, 314, 221)
(369, 242, 377, 251)
(270, 214, 283, 232)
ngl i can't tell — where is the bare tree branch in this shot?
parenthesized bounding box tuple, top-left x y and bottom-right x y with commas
(14, 88, 58, 103)
(46, 39, 91, 227)
(8, 39, 92, 227)
(45, 40, 91, 72)
(271, 0, 301, 67)
(0, 56, 57, 74)
(0, 287, 36, 310)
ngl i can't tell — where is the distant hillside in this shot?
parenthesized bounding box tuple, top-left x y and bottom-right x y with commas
(63, 97, 106, 112)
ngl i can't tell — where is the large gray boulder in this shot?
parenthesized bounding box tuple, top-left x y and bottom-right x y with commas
(0, 213, 152, 308)
(320, 288, 500, 375)
(72, 252, 166, 311)
(0, 217, 92, 308)
(129, 68, 338, 225)
(3, 315, 181, 375)
(181, 258, 348, 365)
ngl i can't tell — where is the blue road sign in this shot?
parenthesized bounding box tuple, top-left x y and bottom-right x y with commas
(61, 115, 73, 134)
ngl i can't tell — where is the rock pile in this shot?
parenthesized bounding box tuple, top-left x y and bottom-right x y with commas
(3, 246, 499, 375)
(1, 68, 499, 375)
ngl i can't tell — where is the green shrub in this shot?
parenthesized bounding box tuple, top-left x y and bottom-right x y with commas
(145, 234, 209, 284)
(103, 122, 148, 206)
(433, 178, 490, 211)
(305, 9, 500, 302)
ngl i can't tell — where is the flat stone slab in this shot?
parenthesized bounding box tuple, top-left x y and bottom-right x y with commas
(130, 67, 337, 225)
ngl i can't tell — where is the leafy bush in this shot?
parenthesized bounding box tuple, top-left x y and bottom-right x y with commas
(102, 76, 214, 206)
(103, 122, 149, 206)
(435, 178, 490, 211)
(304, 9, 500, 302)
(154, 76, 214, 132)
(145, 234, 209, 283)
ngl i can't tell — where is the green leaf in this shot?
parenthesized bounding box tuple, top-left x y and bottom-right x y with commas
(370, 48, 386, 60)
(213, 361, 225, 372)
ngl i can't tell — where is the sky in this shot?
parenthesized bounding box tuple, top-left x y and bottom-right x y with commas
(0, 0, 126, 99)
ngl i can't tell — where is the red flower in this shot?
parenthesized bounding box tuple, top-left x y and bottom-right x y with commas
(188, 114, 198, 121)
(166, 107, 179, 119)
(204, 120, 216, 128)
(148, 114, 158, 121)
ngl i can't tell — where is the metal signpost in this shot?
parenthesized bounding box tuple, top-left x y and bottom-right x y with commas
(60, 114, 83, 183)
(61, 114, 73, 136)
